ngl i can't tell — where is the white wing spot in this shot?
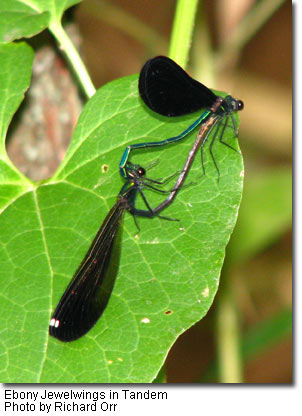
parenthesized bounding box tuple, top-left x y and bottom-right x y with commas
(50, 318, 60, 328)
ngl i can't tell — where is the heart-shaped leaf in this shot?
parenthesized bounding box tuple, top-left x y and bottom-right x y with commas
(0, 43, 243, 382)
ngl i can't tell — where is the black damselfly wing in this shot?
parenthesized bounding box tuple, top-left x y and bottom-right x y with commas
(138, 56, 217, 117)
(49, 199, 126, 342)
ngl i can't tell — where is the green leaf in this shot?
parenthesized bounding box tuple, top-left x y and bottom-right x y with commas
(243, 308, 292, 360)
(0, 42, 34, 205)
(0, 72, 243, 382)
(0, 0, 81, 43)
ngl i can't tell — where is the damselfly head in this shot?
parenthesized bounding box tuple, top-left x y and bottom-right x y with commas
(224, 95, 244, 112)
(125, 162, 146, 180)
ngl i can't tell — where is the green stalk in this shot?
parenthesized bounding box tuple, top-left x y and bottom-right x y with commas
(49, 21, 96, 98)
(168, 0, 200, 68)
(191, 6, 215, 86)
(216, 289, 243, 383)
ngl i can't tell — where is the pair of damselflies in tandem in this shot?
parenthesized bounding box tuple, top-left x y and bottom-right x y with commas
(49, 56, 244, 342)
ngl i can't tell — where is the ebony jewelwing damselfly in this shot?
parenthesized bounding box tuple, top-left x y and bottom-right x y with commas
(123, 113, 220, 217)
(119, 56, 244, 180)
(49, 164, 177, 342)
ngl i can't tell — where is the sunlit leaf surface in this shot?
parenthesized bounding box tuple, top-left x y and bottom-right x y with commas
(0, 44, 243, 382)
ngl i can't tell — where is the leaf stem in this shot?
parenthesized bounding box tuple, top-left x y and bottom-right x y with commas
(49, 21, 96, 98)
(168, 0, 200, 68)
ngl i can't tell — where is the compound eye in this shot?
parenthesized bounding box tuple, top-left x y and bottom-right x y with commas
(137, 167, 146, 177)
(238, 100, 244, 111)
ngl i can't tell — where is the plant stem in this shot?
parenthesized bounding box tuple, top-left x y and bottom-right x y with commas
(49, 21, 96, 98)
(168, 0, 200, 68)
(192, 6, 215, 86)
(216, 289, 243, 383)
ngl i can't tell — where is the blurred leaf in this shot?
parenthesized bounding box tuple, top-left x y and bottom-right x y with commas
(227, 168, 292, 263)
(243, 308, 292, 360)
(0, 0, 81, 43)
(0, 68, 243, 382)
